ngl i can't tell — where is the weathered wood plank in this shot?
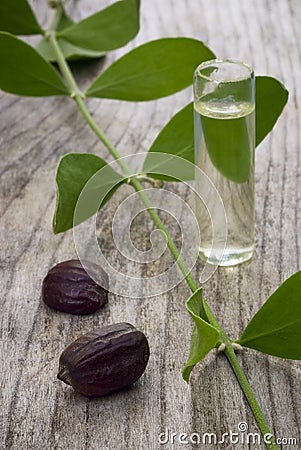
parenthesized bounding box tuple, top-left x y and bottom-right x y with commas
(1, 1, 300, 449)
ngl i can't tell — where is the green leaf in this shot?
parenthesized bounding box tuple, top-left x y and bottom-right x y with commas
(142, 152, 194, 183)
(58, 0, 140, 52)
(145, 103, 194, 163)
(143, 103, 194, 181)
(0, 32, 68, 97)
(182, 289, 220, 382)
(0, 0, 42, 35)
(86, 38, 215, 100)
(144, 99, 248, 183)
(238, 271, 301, 359)
(255, 76, 289, 146)
(36, 10, 105, 62)
(141, 75, 288, 181)
(53, 153, 125, 233)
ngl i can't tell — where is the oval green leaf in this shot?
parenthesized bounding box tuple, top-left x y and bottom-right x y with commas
(146, 103, 194, 163)
(0, 32, 68, 97)
(36, 10, 105, 62)
(141, 75, 288, 182)
(255, 76, 289, 146)
(86, 38, 215, 100)
(182, 288, 220, 382)
(143, 103, 194, 181)
(0, 0, 42, 35)
(58, 0, 140, 52)
(53, 153, 125, 234)
(238, 271, 301, 359)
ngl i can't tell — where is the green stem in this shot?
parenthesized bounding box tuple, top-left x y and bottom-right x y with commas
(225, 344, 278, 450)
(48, 32, 81, 97)
(129, 178, 199, 293)
(47, 31, 278, 450)
(74, 95, 131, 175)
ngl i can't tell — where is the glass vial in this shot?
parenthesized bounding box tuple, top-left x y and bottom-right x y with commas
(194, 59, 255, 266)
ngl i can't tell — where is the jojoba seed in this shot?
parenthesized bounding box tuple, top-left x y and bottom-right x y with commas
(42, 259, 108, 315)
(57, 323, 150, 397)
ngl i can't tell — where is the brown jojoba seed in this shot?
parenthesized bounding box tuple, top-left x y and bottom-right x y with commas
(57, 323, 150, 397)
(42, 259, 108, 315)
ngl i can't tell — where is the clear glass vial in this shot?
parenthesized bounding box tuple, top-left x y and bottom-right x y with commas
(194, 59, 255, 266)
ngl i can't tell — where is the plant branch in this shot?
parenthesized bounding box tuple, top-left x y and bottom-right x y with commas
(75, 95, 199, 292)
(48, 32, 198, 291)
(48, 31, 82, 97)
(47, 30, 278, 450)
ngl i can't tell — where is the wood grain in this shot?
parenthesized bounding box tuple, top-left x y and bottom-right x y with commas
(1, 1, 300, 449)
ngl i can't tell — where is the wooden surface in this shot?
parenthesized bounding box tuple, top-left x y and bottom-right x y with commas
(1, 1, 301, 449)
